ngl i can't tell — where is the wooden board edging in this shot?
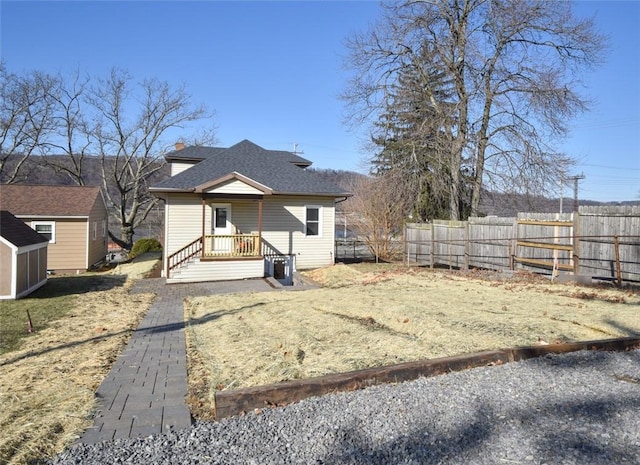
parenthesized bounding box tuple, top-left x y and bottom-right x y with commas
(213, 336, 640, 420)
(504, 336, 640, 362)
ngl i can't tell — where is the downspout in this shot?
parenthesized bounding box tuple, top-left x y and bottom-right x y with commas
(201, 196, 206, 258)
(258, 198, 263, 256)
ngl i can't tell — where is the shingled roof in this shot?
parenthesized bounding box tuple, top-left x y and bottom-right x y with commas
(165, 142, 312, 168)
(0, 185, 103, 217)
(151, 140, 350, 197)
(0, 210, 49, 247)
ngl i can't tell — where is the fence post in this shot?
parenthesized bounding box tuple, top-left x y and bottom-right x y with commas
(614, 235, 622, 287)
(448, 225, 452, 270)
(430, 224, 435, 269)
(511, 217, 518, 271)
(464, 221, 470, 270)
(573, 211, 580, 275)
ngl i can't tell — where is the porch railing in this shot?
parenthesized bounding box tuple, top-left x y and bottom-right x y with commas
(167, 237, 203, 275)
(167, 234, 261, 277)
(203, 234, 260, 258)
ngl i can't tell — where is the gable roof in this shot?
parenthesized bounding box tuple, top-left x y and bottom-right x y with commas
(151, 140, 350, 197)
(0, 210, 49, 247)
(0, 185, 104, 217)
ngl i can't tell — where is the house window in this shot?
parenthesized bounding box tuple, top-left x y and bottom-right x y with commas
(215, 207, 228, 229)
(92, 221, 97, 240)
(305, 206, 321, 237)
(32, 221, 55, 243)
(102, 219, 106, 238)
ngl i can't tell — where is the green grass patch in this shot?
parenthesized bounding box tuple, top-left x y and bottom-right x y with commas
(0, 273, 126, 355)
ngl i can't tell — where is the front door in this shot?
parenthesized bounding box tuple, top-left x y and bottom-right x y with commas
(212, 203, 232, 252)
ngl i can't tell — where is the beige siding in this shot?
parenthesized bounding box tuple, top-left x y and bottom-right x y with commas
(48, 219, 87, 271)
(87, 196, 109, 268)
(225, 200, 259, 234)
(171, 162, 197, 176)
(22, 217, 88, 271)
(165, 194, 337, 274)
(168, 259, 263, 283)
(262, 196, 335, 269)
(0, 242, 47, 299)
(16, 252, 28, 295)
(39, 247, 47, 281)
(0, 242, 12, 296)
(166, 194, 207, 256)
(28, 249, 39, 286)
(205, 180, 264, 195)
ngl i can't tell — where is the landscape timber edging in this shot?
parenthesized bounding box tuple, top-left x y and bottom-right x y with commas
(213, 336, 640, 420)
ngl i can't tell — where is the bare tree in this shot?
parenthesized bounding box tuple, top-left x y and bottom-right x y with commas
(344, 170, 410, 261)
(41, 71, 93, 185)
(0, 64, 57, 183)
(87, 68, 213, 249)
(343, 0, 606, 219)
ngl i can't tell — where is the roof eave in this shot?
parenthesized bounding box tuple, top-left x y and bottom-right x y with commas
(272, 191, 353, 198)
(13, 214, 90, 220)
(148, 187, 197, 194)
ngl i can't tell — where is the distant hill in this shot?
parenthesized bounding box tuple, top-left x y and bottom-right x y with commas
(478, 190, 639, 217)
(2, 154, 170, 187)
(4, 158, 637, 219)
(309, 168, 639, 217)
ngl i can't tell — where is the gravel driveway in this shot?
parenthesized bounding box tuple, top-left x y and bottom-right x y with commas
(48, 349, 640, 465)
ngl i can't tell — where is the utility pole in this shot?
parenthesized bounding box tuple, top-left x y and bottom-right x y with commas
(559, 178, 564, 214)
(567, 173, 585, 212)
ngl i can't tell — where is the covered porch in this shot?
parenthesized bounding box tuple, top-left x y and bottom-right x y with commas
(165, 194, 266, 279)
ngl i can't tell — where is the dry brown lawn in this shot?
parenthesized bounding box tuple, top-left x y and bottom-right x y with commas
(185, 263, 640, 415)
(0, 255, 159, 465)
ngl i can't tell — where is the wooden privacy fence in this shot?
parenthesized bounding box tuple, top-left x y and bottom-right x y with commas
(405, 205, 640, 283)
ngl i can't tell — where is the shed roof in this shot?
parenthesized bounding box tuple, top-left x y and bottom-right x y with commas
(151, 140, 350, 197)
(0, 210, 49, 247)
(0, 185, 103, 217)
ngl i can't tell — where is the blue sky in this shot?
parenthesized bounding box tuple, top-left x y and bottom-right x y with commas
(1, 0, 638, 202)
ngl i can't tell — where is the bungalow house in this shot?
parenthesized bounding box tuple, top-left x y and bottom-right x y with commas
(0, 210, 49, 299)
(0, 185, 109, 273)
(150, 140, 351, 284)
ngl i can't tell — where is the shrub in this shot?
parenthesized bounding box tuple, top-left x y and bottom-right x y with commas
(129, 237, 162, 259)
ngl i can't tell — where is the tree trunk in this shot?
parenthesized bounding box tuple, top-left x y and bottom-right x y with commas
(120, 223, 135, 251)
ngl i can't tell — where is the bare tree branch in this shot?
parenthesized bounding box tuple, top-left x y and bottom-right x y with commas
(88, 68, 213, 249)
(0, 64, 57, 183)
(343, 0, 606, 219)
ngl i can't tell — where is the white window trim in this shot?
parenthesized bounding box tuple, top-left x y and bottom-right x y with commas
(32, 221, 56, 243)
(211, 203, 233, 235)
(304, 205, 322, 237)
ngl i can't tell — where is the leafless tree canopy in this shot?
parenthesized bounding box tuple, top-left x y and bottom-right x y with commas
(0, 65, 215, 249)
(343, 0, 607, 220)
(89, 69, 212, 249)
(343, 170, 411, 260)
(0, 64, 58, 183)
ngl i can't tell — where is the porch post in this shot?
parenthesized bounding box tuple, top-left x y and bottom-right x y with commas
(258, 198, 263, 255)
(201, 196, 206, 257)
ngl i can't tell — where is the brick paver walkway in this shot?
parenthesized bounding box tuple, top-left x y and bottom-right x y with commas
(79, 277, 276, 443)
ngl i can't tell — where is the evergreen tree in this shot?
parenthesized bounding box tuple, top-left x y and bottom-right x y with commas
(370, 44, 460, 220)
